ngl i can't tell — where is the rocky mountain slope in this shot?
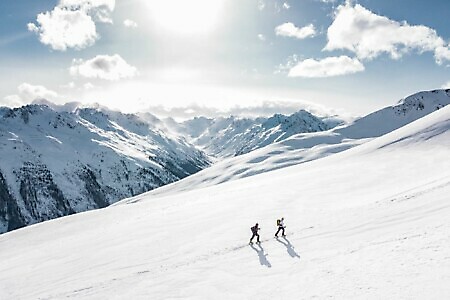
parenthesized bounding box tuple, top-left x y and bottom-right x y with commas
(171, 110, 334, 158)
(0, 105, 211, 233)
(0, 104, 335, 233)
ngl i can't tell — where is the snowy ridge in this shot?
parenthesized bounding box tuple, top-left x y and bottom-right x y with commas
(125, 89, 450, 197)
(173, 109, 333, 158)
(0, 103, 336, 233)
(0, 105, 210, 233)
(0, 103, 449, 299)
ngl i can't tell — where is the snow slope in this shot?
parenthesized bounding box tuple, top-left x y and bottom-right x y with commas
(0, 104, 449, 299)
(0, 105, 210, 233)
(133, 89, 450, 197)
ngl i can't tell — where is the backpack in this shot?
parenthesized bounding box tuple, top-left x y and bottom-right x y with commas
(277, 219, 281, 226)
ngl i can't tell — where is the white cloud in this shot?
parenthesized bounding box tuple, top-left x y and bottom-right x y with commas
(3, 95, 24, 108)
(435, 46, 450, 65)
(123, 19, 138, 28)
(70, 54, 138, 81)
(59, 0, 115, 23)
(442, 81, 450, 89)
(283, 2, 290, 10)
(61, 81, 76, 89)
(28, 7, 97, 51)
(17, 83, 59, 101)
(3, 83, 60, 107)
(288, 56, 365, 78)
(28, 0, 115, 51)
(84, 82, 95, 90)
(324, 3, 450, 65)
(257, 34, 266, 41)
(275, 23, 316, 39)
(257, 0, 265, 11)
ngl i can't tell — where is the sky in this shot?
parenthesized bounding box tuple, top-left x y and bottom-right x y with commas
(0, 0, 449, 119)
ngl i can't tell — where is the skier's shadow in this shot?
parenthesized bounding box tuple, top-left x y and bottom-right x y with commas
(250, 243, 272, 268)
(276, 237, 301, 259)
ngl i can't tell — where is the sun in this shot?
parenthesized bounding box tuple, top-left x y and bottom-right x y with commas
(146, 0, 225, 35)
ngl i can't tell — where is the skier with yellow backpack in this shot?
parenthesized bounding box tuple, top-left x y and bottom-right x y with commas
(275, 217, 286, 237)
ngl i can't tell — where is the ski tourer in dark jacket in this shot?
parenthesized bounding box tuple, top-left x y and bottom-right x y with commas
(249, 223, 260, 244)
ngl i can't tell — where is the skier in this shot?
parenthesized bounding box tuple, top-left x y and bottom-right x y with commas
(249, 223, 261, 244)
(275, 217, 286, 237)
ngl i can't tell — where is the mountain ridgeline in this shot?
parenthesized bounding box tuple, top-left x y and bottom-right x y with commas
(0, 105, 210, 232)
(174, 109, 333, 157)
(0, 104, 332, 233)
(1, 89, 448, 233)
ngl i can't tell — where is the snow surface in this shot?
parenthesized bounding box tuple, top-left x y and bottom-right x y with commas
(0, 104, 449, 299)
(133, 89, 450, 197)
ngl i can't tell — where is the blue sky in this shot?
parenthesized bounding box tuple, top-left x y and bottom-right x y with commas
(0, 0, 449, 118)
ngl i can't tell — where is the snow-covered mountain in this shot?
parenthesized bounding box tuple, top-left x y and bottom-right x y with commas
(172, 109, 333, 158)
(0, 104, 337, 233)
(133, 89, 450, 196)
(0, 105, 210, 233)
(1, 100, 449, 299)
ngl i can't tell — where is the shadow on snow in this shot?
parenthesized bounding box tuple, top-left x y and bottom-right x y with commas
(276, 236, 301, 259)
(249, 243, 272, 268)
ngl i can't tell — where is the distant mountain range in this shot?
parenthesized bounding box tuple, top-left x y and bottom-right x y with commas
(133, 89, 450, 198)
(1, 89, 448, 233)
(171, 109, 334, 157)
(0, 103, 335, 233)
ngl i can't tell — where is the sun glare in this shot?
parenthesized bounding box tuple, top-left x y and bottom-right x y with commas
(146, 0, 225, 35)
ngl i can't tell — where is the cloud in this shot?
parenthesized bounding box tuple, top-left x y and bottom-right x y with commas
(17, 83, 59, 101)
(143, 99, 347, 121)
(61, 81, 76, 89)
(123, 19, 138, 28)
(283, 2, 290, 10)
(3, 83, 60, 107)
(435, 46, 450, 65)
(324, 3, 450, 65)
(257, 0, 265, 11)
(84, 82, 95, 90)
(288, 56, 364, 78)
(275, 23, 316, 39)
(442, 81, 450, 89)
(2, 95, 24, 108)
(70, 54, 138, 81)
(28, 0, 115, 51)
(59, 0, 115, 23)
(28, 8, 97, 51)
(258, 34, 266, 41)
